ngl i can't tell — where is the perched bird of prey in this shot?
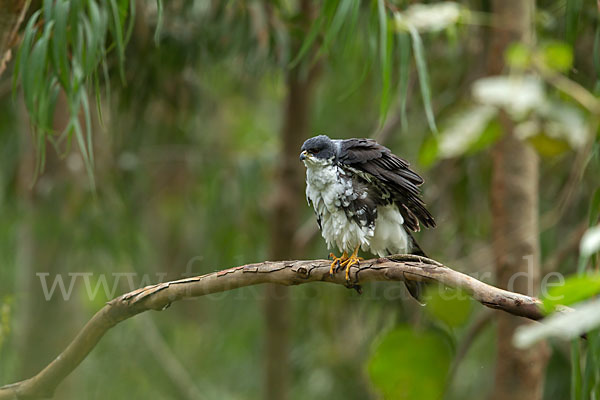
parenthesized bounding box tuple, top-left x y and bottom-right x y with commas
(300, 135, 435, 300)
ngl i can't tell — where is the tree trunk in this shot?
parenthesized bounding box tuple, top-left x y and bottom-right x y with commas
(263, 2, 318, 399)
(488, 1, 550, 399)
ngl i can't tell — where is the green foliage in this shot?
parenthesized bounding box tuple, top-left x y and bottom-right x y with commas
(542, 41, 574, 73)
(542, 274, 600, 314)
(407, 25, 437, 135)
(0, 297, 12, 353)
(12, 0, 164, 188)
(424, 286, 472, 327)
(505, 42, 531, 70)
(367, 325, 452, 400)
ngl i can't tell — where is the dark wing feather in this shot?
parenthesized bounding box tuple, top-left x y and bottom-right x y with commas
(338, 138, 435, 231)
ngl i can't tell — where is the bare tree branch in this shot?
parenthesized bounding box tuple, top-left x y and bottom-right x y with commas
(0, 255, 552, 399)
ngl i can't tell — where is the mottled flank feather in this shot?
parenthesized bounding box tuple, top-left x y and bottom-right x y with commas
(338, 138, 436, 232)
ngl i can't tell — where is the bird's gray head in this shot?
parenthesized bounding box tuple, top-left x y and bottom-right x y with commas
(300, 135, 337, 163)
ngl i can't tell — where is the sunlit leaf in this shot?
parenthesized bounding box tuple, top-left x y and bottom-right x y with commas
(542, 41, 573, 73)
(526, 133, 571, 157)
(542, 274, 600, 314)
(505, 42, 531, 70)
(368, 326, 452, 400)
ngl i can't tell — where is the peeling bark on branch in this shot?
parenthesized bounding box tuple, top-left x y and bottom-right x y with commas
(0, 255, 551, 399)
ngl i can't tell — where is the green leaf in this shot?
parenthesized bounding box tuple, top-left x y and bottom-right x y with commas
(465, 118, 502, 155)
(51, 0, 70, 88)
(124, 0, 136, 46)
(154, 0, 164, 45)
(527, 133, 571, 157)
(24, 23, 53, 116)
(594, 24, 600, 94)
(321, 0, 354, 52)
(377, 0, 392, 125)
(565, 0, 583, 47)
(542, 41, 574, 73)
(16, 10, 42, 105)
(108, 0, 126, 81)
(289, 8, 325, 67)
(542, 274, 600, 314)
(424, 287, 472, 327)
(408, 26, 438, 134)
(397, 32, 410, 132)
(418, 135, 438, 168)
(589, 188, 600, 226)
(572, 340, 582, 400)
(505, 42, 531, 70)
(368, 326, 452, 400)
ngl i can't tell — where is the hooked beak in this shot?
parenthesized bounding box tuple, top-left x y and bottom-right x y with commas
(299, 150, 308, 161)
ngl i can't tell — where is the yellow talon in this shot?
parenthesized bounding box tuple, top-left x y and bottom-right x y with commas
(340, 246, 363, 281)
(329, 251, 349, 275)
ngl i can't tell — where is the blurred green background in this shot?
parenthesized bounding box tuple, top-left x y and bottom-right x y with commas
(0, 1, 599, 399)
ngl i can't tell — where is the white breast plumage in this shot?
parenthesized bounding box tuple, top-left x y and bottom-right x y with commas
(304, 159, 411, 256)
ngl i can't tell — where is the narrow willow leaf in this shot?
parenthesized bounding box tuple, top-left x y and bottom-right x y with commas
(343, 0, 361, 51)
(124, 0, 136, 46)
(397, 32, 411, 132)
(93, 71, 104, 127)
(321, 0, 354, 52)
(289, 12, 324, 67)
(25, 23, 53, 117)
(377, 0, 392, 125)
(81, 91, 94, 167)
(15, 11, 42, 100)
(108, 0, 126, 81)
(42, 0, 53, 24)
(154, 0, 164, 46)
(82, 15, 98, 75)
(408, 25, 438, 134)
(582, 332, 599, 400)
(565, 0, 583, 47)
(72, 116, 96, 191)
(572, 340, 582, 400)
(336, 55, 372, 101)
(594, 25, 600, 93)
(51, 0, 70, 89)
(102, 58, 111, 110)
(590, 188, 600, 226)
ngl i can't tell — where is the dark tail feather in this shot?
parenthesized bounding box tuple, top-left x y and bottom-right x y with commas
(403, 231, 429, 304)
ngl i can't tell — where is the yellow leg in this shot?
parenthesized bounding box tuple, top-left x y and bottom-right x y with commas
(329, 251, 349, 275)
(340, 246, 363, 281)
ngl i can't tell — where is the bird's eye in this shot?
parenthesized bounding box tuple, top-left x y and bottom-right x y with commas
(308, 149, 317, 154)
